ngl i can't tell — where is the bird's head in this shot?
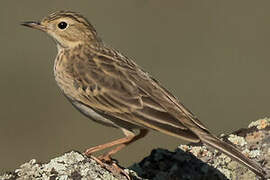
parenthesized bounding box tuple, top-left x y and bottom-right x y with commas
(22, 11, 100, 49)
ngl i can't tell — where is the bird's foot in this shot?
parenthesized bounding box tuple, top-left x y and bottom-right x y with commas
(85, 153, 131, 180)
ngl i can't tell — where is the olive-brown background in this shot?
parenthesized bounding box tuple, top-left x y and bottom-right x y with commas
(1, 0, 270, 172)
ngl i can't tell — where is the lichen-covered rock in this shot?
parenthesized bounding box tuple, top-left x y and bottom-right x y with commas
(0, 151, 133, 180)
(129, 118, 270, 180)
(0, 118, 269, 180)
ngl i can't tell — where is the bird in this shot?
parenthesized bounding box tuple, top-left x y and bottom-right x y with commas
(21, 11, 266, 178)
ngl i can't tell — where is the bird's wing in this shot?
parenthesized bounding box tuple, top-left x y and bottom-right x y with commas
(70, 50, 202, 142)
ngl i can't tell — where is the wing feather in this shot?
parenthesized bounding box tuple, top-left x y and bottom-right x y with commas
(70, 50, 201, 142)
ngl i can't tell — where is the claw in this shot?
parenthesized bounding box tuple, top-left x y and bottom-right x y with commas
(87, 154, 131, 180)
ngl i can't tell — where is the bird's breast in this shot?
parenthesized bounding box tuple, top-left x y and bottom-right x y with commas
(53, 51, 78, 99)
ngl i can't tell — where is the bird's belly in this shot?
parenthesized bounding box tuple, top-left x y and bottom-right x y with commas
(67, 97, 142, 131)
(70, 100, 119, 128)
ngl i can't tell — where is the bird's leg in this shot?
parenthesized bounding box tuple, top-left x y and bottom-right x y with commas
(85, 129, 148, 160)
(97, 144, 126, 162)
(97, 129, 149, 162)
(85, 129, 148, 180)
(84, 133, 135, 156)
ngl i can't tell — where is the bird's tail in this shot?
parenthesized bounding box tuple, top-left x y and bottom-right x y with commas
(198, 130, 266, 178)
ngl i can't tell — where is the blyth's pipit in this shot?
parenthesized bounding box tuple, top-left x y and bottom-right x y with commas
(22, 11, 266, 178)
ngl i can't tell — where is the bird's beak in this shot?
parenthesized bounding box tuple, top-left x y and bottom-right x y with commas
(21, 21, 47, 31)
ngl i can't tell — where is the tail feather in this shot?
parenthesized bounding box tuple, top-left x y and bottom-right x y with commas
(199, 132, 266, 178)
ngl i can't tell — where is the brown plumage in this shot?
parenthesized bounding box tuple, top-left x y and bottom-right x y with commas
(22, 11, 266, 178)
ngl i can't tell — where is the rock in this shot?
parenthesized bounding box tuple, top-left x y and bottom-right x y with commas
(130, 118, 270, 180)
(0, 151, 133, 180)
(1, 118, 269, 180)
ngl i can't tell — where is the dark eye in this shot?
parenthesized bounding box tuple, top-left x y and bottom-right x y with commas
(58, 21, 68, 29)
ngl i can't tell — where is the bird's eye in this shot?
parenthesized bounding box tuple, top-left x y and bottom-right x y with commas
(58, 21, 68, 30)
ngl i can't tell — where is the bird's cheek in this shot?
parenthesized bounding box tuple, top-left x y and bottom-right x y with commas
(45, 31, 61, 45)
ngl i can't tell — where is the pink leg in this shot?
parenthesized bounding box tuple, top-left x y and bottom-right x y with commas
(85, 129, 149, 161)
(84, 129, 149, 180)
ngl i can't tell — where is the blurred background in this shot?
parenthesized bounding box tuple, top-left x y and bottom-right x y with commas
(1, 0, 270, 172)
